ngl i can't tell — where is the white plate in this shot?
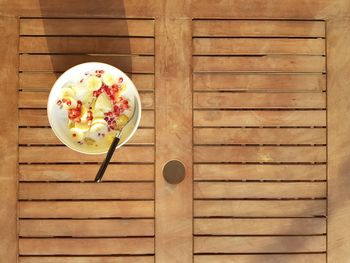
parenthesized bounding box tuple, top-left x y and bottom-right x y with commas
(47, 62, 142, 154)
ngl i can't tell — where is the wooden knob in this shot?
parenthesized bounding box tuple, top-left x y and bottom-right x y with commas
(163, 160, 185, 184)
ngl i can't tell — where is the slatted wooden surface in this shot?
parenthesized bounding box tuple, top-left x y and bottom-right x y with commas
(18, 18, 155, 262)
(192, 19, 327, 263)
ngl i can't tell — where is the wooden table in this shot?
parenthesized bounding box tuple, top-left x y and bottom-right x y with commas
(1, 0, 350, 262)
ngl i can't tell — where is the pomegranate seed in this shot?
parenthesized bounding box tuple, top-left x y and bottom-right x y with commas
(56, 100, 62, 105)
(99, 70, 104, 74)
(93, 91, 97, 97)
(62, 98, 67, 103)
(118, 77, 123, 83)
(80, 79, 83, 83)
(66, 100, 71, 106)
(104, 117, 108, 121)
(72, 133, 77, 137)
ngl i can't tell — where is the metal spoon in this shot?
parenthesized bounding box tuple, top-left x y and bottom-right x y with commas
(94, 97, 138, 183)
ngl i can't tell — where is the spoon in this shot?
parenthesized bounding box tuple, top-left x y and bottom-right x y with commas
(94, 97, 138, 183)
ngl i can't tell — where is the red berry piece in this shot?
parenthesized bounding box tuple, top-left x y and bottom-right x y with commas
(118, 77, 123, 83)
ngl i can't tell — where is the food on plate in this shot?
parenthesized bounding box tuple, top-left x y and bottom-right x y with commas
(56, 69, 131, 147)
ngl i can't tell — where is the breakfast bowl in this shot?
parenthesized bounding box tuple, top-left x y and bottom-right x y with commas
(47, 62, 142, 154)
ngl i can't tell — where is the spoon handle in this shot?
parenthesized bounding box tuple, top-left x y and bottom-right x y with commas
(95, 135, 120, 183)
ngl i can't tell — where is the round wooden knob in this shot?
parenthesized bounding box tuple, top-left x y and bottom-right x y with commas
(163, 160, 185, 184)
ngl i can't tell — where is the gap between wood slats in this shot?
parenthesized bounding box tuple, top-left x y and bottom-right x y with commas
(19, 219, 154, 237)
(192, 20, 325, 38)
(193, 254, 326, 263)
(19, 164, 154, 182)
(19, 109, 154, 127)
(20, 19, 155, 36)
(19, 72, 154, 92)
(193, 182, 326, 199)
(193, 128, 326, 145)
(19, 201, 155, 218)
(193, 200, 326, 218)
(193, 38, 325, 55)
(19, 128, 154, 146)
(193, 73, 326, 92)
(193, 92, 326, 109)
(193, 164, 326, 181)
(19, 54, 154, 73)
(193, 218, 326, 235)
(19, 37, 155, 55)
(19, 256, 155, 263)
(18, 91, 154, 109)
(19, 182, 154, 200)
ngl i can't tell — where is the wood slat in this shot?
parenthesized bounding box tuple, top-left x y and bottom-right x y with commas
(19, 164, 154, 182)
(194, 236, 326, 253)
(20, 219, 154, 237)
(194, 146, 326, 163)
(20, 55, 154, 73)
(19, 201, 154, 218)
(194, 110, 326, 127)
(19, 128, 154, 145)
(19, 109, 154, 127)
(194, 218, 326, 235)
(193, 56, 325, 73)
(193, 73, 326, 92)
(193, 92, 326, 109)
(19, 256, 154, 263)
(193, 38, 325, 55)
(20, 19, 155, 36)
(19, 182, 154, 200)
(194, 128, 326, 145)
(193, 20, 325, 37)
(19, 146, 154, 163)
(194, 200, 326, 217)
(19, 91, 154, 109)
(194, 254, 326, 263)
(20, 72, 154, 91)
(194, 164, 326, 181)
(19, 237, 154, 255)
(20, 37, 154, 55)
(194, 182, 326, 199)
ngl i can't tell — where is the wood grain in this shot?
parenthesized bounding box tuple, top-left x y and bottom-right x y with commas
(194, 182, 326, 199)
(193, 73, 326, 92)
(194, 164, 326, 181)
(20, 72, 154, 91)
(19, 182, 154, 200)
(194, 200, 326, 217)
(193, 38, 325, 55)
(194, 254, 326, 263)
(20, 219, 154, 237)
(20, 55, 154, 73)
(19, 237, 154, 255)
(20, 37, 154, 55)
(327, 18, 350, 263)
(194, 128, 326, 145)
(193, 56, 325, 73)
(19, 164, 154, 182)
(19, 201, 154, 218)
(19, 109, 154, 127)
(193, 92, 326, 109)
(0, 16, 18, 262)
(194, 236, 326, 253)
(19, 256, 154, 263)
(19, 146, 154, 163)
(194, 110, 326, 127)
(194, 146, 326, 163)
(193, 20, 325, 37)
(194, 218, 326, 235)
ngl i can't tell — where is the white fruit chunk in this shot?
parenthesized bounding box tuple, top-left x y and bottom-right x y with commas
(102, 73, 117, 86)
(59, 86, 75, 99)
(75, 121, 90, 132)
(87, 76, 102, 91)
(94, 92, 112, 112)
